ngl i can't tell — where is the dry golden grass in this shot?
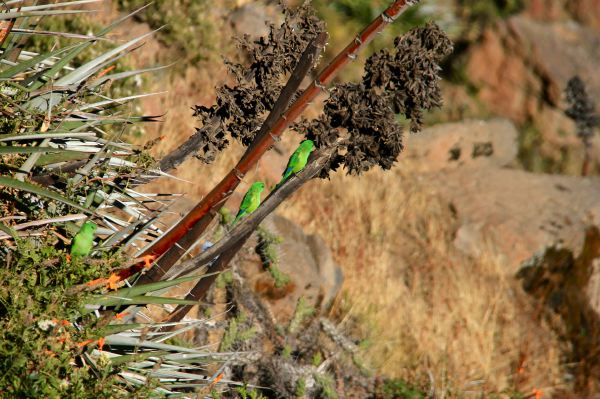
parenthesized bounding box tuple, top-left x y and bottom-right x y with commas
(278, 164, 566, 397)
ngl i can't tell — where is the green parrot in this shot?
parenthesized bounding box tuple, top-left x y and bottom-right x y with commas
(70, 221, 97, 257)
(276, 139, 315, 188)
(232, 182, 266, 225)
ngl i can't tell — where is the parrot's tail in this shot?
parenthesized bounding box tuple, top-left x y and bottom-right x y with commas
(275, 169, 293, 189)
(231, 210, 246, 226)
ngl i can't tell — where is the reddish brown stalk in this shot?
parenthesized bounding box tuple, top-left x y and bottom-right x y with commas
(121, 0, 419, 282)
(161, 237, 245, 327)
(0, 7, 19, 47)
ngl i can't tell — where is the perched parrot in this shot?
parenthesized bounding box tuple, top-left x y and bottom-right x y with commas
(70, 221, 97, 257)
(276, 139, 315, 188)
(232, 182, 266, 225)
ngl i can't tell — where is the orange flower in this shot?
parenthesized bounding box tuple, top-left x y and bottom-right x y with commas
(532, 388, 543, 399)
(86, 277, 107, 287)
(98, 337, 105, 351)
(143, 254, 156, 269)
(43, 349, 56, 358)
(114, 311, 129, 320)
(106, 273, 120, 290)
(207, 372, 225, 390)
(77, 339, 94, 348)
(96, 65, 116, 79)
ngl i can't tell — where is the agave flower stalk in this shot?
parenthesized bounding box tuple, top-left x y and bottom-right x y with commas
(130, 0, 421, 284)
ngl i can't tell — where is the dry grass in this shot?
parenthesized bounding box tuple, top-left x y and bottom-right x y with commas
(278, 163, 566, 397)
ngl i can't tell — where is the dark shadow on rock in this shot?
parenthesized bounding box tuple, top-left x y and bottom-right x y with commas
(517, 227, 600, 398)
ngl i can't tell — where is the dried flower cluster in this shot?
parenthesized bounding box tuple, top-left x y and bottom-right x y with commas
(565, 76, 599, 148)
(300, 22, 452, 176)
(192, 3, 325, 163)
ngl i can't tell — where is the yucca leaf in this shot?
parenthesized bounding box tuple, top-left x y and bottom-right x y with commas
(92, 295, 199, 307)
(35, 150, 92, 165)
(0, 145, 82, 154)
(0, 43, 78, 80)
(25, 3, 152, 91)
(0, 221, 18, 240)
(103, 336, 208, 354)
(109, 351, 170, 367)
(0, 132, 97, 141)
(0, 10, 92, 21)
(14, 1, 101, 12)
(107, 274, 210, 299)
(0, 176, 93, 214)
(60, 114, 162, 129)
(57, 28, 161, 87)
(99, 323, 145, 336)
(91, 64, 174, 88)
(76, 91, 167, 112)
(9, 28, 109, 41)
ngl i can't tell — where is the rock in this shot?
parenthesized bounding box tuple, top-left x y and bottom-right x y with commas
(569, 0, 600, 32)
(229, 2, 277, 38)
(431, 166, 600, 269)
(410, 120, 600, 395)
(526, 0, 600, 33)
(404, 118, 519, 172)
(507, 16, 600, 106)
(465, 15, 600, 169)
(238, 214, 344, 325)
(516, 227, 600, 396)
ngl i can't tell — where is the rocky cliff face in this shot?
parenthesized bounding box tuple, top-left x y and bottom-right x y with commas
(404, 118, 600, 397)
(453, 1, 600, 173)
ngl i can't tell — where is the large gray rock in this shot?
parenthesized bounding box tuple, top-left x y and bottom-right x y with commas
(414, 120, 600, 321)
(404, 118, 519, 172)
(433, 167, 600, 268)
(239, 214, 344, 325)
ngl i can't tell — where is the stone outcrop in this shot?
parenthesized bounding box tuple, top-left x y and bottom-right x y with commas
(464, 13, 600, 170)
(238, 214, 344, 326)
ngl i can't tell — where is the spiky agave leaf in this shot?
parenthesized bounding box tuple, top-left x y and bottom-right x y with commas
(0, 2, 250, 397)
(0, 7, 172, 252)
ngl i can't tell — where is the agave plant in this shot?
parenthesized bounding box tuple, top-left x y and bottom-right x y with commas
(0, 2, 245, 397)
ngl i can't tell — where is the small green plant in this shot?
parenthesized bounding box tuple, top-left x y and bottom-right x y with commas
(0, 238, 153, 398)
(458, 0, 526, 23)
(116, 0, 218, 63)
(311, 351, 322, 367)
(288, 296, 315, 334)
(377, 378, 426, 399)
(256, 227, 291, 288)
(314, 373, 338, 399)
(282, 344, 293, 359)
(215, 269, 233, 289)
(295, 377, 307, 397)
(565, 76, 600, 176)
(234, 385, 267, 399)
(219, 312, 258, 352)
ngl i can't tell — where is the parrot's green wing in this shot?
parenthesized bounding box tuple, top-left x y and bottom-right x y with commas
(70, 221, 97, 257)
(277, 140, 314, 187)
(239, 188, 259, 211)
(232, 182, 265, 225)
(279, 151, 301, 184)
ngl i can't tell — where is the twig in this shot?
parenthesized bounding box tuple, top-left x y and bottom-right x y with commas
(0, 213, 87, 239)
